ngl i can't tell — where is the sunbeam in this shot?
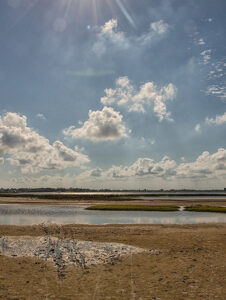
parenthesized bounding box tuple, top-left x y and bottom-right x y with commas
(53, 0, 136, 28)
(115, 0, 136, 28)
(91, 0, 99, 26)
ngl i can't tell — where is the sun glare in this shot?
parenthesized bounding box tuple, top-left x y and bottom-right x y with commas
(54, 0, 135, 28)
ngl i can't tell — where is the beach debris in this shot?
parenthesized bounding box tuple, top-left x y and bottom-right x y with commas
(0, 236, 146, 271)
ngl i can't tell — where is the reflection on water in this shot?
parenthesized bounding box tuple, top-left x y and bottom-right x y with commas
(0, 204, 226, 225)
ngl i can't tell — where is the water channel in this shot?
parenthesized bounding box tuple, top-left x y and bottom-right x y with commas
(0, 204, 225, 225)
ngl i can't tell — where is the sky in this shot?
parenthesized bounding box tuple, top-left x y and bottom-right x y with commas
(0, 0, 226, 189)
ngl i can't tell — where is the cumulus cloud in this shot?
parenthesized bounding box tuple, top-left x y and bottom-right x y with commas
(92, 19, 129, 56)
(205, 112, 226, 125)
(105, 156, 177, 179)
(78, 168, 104, 180)
(76, 156, 176, 182)
(102, 19, 118, 34)
(93, 19, 170, 56)
(101, 77, 177, 121)
(0, 112, 89, 173)
(11, 148, 226, 187)
(90, 168, 103, 177)
(77, 148, 226, 183)
(177, 148, 226, 178)
(63, 107, 127, 142)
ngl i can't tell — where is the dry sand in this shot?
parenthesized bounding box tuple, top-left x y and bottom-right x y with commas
(0, 223, 225, 300)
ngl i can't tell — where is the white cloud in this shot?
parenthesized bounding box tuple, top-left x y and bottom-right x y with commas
(150, 20, 169, 35)
(198, 38, 205, 45)
(200, 49, 211, 64)
(78, 168, 104, 180)
(199, 37, 226, 101)
(195, 123, 201, 132)
(93, 19, 129, 56)
(10, 148, 226, 188)
(101, 77, 177, 121)
(0, 112, 89, 174)
(93, 19, 170, 56)
(205, 112, 226, 125)
(90, 168, 103, 177)
(78, 148, 226, 183)
(105, 156, 176, 179)
(63, 107, 128, 142)
(177, 148, 226, 178)
(76, 156, 176, 182)
(36, 113, 46, 120)
(102, 19, 118, 34)
(206, 84, 226, 100)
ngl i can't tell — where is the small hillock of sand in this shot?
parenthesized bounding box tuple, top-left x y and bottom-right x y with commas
(0, 236, 148, 276)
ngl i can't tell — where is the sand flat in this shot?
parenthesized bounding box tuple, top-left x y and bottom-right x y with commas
(0, 223, 225, 299)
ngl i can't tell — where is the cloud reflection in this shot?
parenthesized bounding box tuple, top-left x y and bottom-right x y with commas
(0, 204, 225, 226)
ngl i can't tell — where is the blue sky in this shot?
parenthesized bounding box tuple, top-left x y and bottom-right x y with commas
(0, 0, 226, 189)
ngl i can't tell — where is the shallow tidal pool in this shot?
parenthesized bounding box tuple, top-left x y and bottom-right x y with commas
(0, 204, 226, 225)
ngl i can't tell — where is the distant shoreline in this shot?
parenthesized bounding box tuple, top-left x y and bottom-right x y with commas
(1, 193, 226, 208)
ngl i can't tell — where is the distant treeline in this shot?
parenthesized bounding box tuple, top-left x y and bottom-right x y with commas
(0, 188, 225, 193)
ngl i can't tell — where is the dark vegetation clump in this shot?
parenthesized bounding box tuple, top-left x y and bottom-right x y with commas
(86, 205, 179, 211)
(185, 205, 226, 213)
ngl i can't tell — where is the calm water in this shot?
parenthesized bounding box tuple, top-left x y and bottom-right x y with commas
(0, 204, 226, 225)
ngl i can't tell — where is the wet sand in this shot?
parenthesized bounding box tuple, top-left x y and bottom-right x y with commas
(0, 223, 225, 299)
(1, 195, 226, 207)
